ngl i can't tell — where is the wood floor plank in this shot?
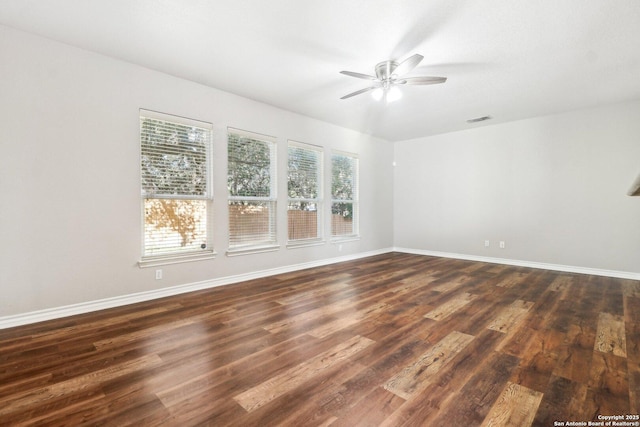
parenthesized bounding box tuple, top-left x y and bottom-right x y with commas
(307, 302, 387, 338)
(629, 361, 640, 414)
(92, 310, 232, 350)
(318, 387, 405, 427)
(424, 292, 477, 321)
(0, 304, 184, 356)
(548, 275, 574, 292)
(239, 361, 368, 427)
(431, 274, 474, 293)
(532, 375, 588, 426)
(586, 351, 630, 414)
(594, 312, 627, 357)
(624, 295, 640, 363)
(0, 253, 637, 425)
(441, 295, 506, 337)
(518, 271, 556, 303)
(29, 386, 171, 427)
(508, 343, 559, 392)
(480, 381, 543, 427)
(233, 335, 374, 412)
(552, 321, 596, 385)
(622, 279, 640, 298)
(522, 288, 568, 332)
(302, 321, 438, 422)
(226, 360, 367, 427)
(379, 329, 506, 427)
(274, 279, 351, 305)
(487, 299, 535, 333)
(0, 354, 162, 420)
(495, 271, 532, 288)
(155, 333, 322, 408)
(429, 351, 521, 427)
(261, 268, 432, 337)
(262, 299, 356, 334)
(598, 277, 626, 317)
(384, 330, 474, 400)
(546, 298, 579, 334)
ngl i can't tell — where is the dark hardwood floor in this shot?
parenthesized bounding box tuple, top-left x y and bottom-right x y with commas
(1, 253, 639, 426)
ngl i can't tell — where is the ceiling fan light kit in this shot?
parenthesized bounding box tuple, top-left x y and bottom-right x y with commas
(372, 85, 402, 103)
(340, 53, 447, 101)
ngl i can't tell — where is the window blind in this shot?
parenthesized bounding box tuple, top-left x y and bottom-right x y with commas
(288, 141, 322, 242)
(331, 151, 359, 237)
(227, 128, 277, 249)
(140, 110, 212, 258)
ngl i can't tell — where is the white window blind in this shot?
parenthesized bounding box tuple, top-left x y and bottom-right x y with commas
(227, 128, 277, 250)
(288, 141, 322, 243)
(331, 151, 359, 238)
(140, 110, 213, 260)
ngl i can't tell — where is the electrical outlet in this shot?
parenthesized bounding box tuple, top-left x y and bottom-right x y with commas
(484, 240, 490, 248)
(155, 269, 163, 280)
(499, 241, 505, 249)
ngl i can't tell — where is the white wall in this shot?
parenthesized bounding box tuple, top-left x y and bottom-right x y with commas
(0, 25, 394, 317)
(394, 100, 640, 274)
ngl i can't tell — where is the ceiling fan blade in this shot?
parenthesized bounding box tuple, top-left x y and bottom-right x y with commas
(340, 86, 376, 100)
(400, 76, 447, 85)
(340, 70, 377, 80)
(392, 54, 424, 76)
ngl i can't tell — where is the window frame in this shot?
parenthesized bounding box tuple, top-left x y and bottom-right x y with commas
(226, 127, 279, 255)
(330, 150, 359, 240)
(287, 140, 324, 248)
(138, 109, 215, 267)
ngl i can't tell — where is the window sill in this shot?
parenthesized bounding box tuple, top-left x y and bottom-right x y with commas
(286, 239, 326, 249)
(330, 236, 360, 244)
(226, 244, 281, 257)
(138, 250, 217, 268)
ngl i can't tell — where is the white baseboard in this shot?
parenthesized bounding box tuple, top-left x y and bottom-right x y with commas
(0, 248, 393, 330)
(393, 247, 640, 280)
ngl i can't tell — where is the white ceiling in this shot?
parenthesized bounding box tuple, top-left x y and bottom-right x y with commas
(1, 0, 640, 141)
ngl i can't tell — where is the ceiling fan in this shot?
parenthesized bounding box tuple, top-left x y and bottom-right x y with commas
(339, 54, 446, 102)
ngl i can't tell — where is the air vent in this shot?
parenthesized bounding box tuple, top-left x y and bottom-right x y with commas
(466, 115, 492, 123)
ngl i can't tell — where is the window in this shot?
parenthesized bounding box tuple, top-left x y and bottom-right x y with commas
(288, 141, 322, 245)
(227, 128, 277, 252)
(139, 110, 213, 263)
(331, 151, 359, 238)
